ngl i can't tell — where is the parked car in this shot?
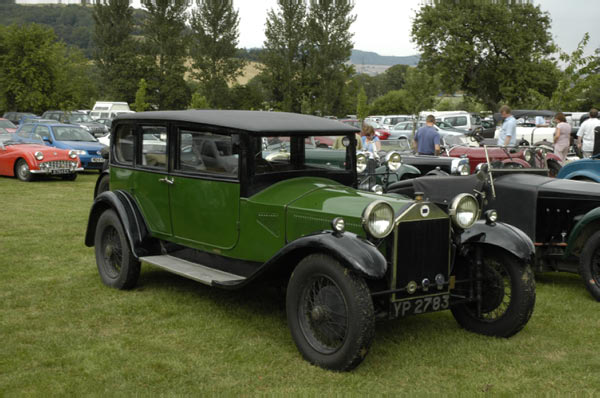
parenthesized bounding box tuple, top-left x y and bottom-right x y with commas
(389, 166, 600, 301)
(388, 120, 474, 146)
(89, 101, 134, 120)
(556, 157, 600, 182)
(2, 111, 36, 125)
(339, 118, 362, 129)
(493, 110, 556, 146)
(422, 111, 482, 133)
(380, 115, 412, 131)
(41, 110, 109, 138)
(0, 118, 17, 133)
(13, 122, 107, 170)
(0, 132, 82, 181)
(86, 110, 536, 371)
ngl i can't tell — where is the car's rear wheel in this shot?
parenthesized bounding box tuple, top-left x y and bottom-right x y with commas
(578, 230, 600, 301)
(94, 209, 140, 290)
(451, 248, 536, 337)
(286, 254, 374, 371)
(15, 159, 33, 182)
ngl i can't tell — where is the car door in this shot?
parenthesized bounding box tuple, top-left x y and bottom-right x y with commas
(169, 126, 240, 249)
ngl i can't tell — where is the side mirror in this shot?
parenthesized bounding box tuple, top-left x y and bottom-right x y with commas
(42, 136, 52, 143)
(93, 131, 105, 138)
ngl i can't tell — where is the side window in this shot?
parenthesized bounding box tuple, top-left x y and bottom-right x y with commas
(176, 129, 238, 178)
(141, 126, 168, 170)
(447, 116, 467, 127)
(18, 124, 34, 138)
(35, 126, 50, 140)
(113, 124, 135, 165)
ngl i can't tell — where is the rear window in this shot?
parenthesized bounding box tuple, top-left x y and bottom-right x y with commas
(113, 124, 135, 165)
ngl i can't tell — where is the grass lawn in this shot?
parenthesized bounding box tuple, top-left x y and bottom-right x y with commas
(1, 173, 599, 395)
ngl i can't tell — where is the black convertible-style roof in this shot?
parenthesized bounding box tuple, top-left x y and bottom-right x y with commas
(115, 110, 360, 135)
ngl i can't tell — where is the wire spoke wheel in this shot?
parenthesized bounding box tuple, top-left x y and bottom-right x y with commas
(100, 225, 123, 278)
(579, 231, 600, 301)
(15, 159, 32, 182)
(299, 274, 349, 354)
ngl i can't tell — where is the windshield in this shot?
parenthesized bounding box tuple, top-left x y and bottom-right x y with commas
(0, 120, 16, 129)
(53, 126, 97, 142)
(68, 114, 94, 123)
(442, 134, 468, 146)
(380, 137, 412, 152)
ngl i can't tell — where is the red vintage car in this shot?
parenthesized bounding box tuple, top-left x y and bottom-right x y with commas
(441, 131, 563, 176)
(0, 132, 83, 181)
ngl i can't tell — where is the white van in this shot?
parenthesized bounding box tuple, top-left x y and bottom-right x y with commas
(421, 111, 482, 133)
(90, 102, 134, 120)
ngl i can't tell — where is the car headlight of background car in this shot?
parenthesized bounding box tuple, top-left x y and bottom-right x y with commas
(449, 193, 479, 229)
(356, 152, 368, 173)
(362, 200, 395, 238)
(385, 151, 402, 171)
(34, 151, 44, 161)
(72, 149, 87, 156)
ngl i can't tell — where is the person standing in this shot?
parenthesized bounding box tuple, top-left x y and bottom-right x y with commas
(577, 108, 600, 158)
(413, 115, 440, 155)
(553, 112, 571, 162)
(497, 105, 517, 146)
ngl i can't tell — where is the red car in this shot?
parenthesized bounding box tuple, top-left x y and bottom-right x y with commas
(446, 144, 563, 176)
(0, 118, 17, 133)
(0, 132, 83, 181)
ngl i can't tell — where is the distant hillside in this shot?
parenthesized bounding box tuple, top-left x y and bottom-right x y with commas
(350, 50, 420, 66)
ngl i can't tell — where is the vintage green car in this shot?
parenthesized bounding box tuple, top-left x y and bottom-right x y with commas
(85, 110, 536, 371)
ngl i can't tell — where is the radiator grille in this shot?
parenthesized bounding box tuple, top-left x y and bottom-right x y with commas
(393, 218, 450, 299)
(41, 160, 75, 170)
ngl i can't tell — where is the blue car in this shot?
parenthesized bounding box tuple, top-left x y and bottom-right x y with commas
(556, 157, 600, 182)
(13, 122, 107, 170)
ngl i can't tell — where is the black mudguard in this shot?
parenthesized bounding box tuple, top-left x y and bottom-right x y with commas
(214, 231, 388, 289)
(460, 220, 535, 262)
(84, 190, 152, 258)
(93, 169, 109, 198)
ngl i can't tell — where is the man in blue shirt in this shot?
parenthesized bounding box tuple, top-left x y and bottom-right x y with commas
(497, 105, 517, 146)
(413, 115, 440, 155)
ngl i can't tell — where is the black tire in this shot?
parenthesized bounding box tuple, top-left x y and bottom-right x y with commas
(96, 173, 110, 197)
(547, 160, 562, 177)
(451, 248, 536, 337)
(15, 158, 33, 182)
(286, 253, 375, 371)
(94, 209, 140, 290)
(578, 230, 600, 301)
(61, 173, 77, 181)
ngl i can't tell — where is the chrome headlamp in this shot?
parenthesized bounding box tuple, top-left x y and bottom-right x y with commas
(332, 217, 345, 233)
(34, 151, 44, 161)
(362, 200, 395, 238)
(451, 158, 471, 176)
(485, 209, 498, 224)
(385, 151, 402, 171)
(523, 148, 533, 162)
(449, 193, 479, 229)
(68, 150, 78, 159)
(356, 152, 368, 173)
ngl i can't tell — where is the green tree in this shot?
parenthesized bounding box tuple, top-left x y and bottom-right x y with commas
(305, 0, 356, 116)
(141, 0, 190, 110)
(383, 64, 409, 92)
(356, 86, 368, 120)
(188, 92, 210, 109)
(261, 0, 307, 112)
(0, 24, 94, 113)
(93, 0, 144, 103)
(412, 1, 556, 110)
(402, 67, 440, 135)
(368, 90, 408, 116)
(189, 0, 245, 109)
(133, 78, 150, 112)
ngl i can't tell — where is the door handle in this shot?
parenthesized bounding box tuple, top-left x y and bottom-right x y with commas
(158, 177, 174, 185)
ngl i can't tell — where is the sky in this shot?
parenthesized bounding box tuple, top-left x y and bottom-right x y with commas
(233, 0, 600, 57)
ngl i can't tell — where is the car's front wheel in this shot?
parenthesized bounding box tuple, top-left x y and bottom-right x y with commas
(578, 230, 600, 301)
(94, 209, 140, 289)
(286, 254, 375, 371)
(15, 159, 33, 182)
(451, 248, 536, 337)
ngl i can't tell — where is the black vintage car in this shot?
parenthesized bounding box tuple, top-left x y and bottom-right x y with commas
(389, 167, 600, 301)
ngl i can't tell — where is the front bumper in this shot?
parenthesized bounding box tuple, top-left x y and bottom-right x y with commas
(30, 160, 83, 174)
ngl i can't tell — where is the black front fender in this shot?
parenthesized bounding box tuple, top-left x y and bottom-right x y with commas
(460, 220, 535, 262)
(84, 190, 152, 258)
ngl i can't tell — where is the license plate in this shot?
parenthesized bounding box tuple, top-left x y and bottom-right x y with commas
(91, 157, 104, 163)
(391, 294, 450, 318)
(50, 169, 71, 175)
